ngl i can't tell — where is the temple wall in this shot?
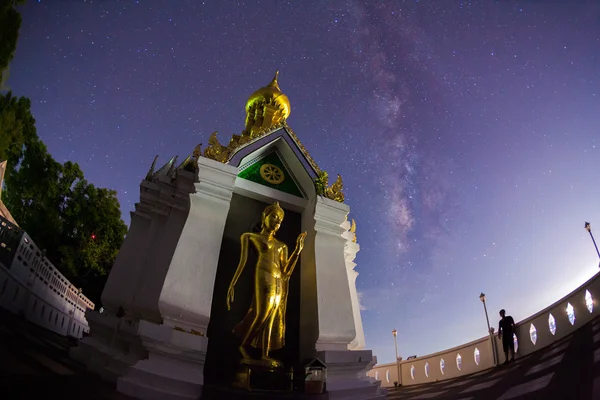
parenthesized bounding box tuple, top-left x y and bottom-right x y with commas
(368, 271, 600, 387)
(0, 217, 95, 339)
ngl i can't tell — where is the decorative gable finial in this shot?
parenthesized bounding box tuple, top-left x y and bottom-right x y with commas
(325, 174, 345, 203)
(167, 155, 179, 176)
(203, 131, 231, 163)
(192, 143, 202, 168)
(145, 155, 159, 181)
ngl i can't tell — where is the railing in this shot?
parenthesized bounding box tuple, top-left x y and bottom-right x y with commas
(0, 215, 95, 338)
(367, 270, 600, 387)
(0, 217, 24, 268)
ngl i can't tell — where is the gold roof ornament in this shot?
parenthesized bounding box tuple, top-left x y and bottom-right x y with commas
(315, 171, 345, 203)
(203, 131, 231, 163)
(281, 122, 322, 175)
(199, 72, 346, 203)
(245, 70, 291, 120)
(244, 71, 291, 136)
(191, 143, 203, 169)
(202, 73, 319, 172)
(325, 174, 345, 203)
(350, 218, 357, 243)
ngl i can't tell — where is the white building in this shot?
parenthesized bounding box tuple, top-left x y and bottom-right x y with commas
(71, 72, 385, 400)
(0, 214, 95, 339)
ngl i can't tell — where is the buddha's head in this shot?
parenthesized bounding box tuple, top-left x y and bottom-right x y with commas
(262, 202, 285, 232)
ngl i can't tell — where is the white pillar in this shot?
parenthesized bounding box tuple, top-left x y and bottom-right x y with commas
(313, 197, 356, 351)
(117, 157, 238, 400)
(347, 271, 365, 350)
(158, 158, 238, 332)
(311, 199, 385, 400)
(132, 206, 188, 323)
(101, 211, 152, 314)
(341, 220, 366, 351)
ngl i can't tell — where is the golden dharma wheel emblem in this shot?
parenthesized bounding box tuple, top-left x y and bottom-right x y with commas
(259, 164, 285, 185)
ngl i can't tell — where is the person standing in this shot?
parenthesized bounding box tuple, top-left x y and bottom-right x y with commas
(498, 309, 516, 364)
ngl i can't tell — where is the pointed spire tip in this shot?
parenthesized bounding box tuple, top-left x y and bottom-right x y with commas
(268, 70, 281, 89)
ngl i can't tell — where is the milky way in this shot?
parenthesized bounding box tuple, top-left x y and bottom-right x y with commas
(8, 0, 600, 363)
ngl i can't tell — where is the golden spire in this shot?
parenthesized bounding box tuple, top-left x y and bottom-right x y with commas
(245, 71, 290, 135)
(267, 70, 281, 91)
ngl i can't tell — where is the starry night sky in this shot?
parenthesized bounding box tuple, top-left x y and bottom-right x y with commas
(7, 0, 600, 364)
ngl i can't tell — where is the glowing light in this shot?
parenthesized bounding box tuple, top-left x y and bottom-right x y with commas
(530, 323, 537, 345)
(548, 313, 557, 335)
(585, 290, 594, 313)
(566, 302, 575, 325)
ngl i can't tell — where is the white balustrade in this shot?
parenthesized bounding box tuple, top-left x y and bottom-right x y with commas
(368, 270, 600, 387)
(0, 217, 94, 338)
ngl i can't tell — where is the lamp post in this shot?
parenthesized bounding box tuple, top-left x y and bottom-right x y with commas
(585, 222, 600, 266)
(479, 292, 497, 366)
(392, 329, 400, 386)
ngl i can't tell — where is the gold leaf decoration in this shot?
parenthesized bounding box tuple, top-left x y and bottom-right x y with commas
(324, 174, 344, 203)
(314, 171, 344, 203)
(203, 131, 231, 163)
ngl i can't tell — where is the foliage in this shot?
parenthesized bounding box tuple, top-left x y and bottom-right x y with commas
(0, 0, 26, 88)
(314, 170, 329, 196)
(0, 91, 33, 164)
(0, 92, 127, 305)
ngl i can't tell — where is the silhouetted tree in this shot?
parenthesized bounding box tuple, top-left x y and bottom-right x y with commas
(0, 0, 26, 87)
(0, 92, 127, 305)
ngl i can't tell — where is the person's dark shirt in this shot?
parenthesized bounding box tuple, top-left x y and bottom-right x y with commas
(499, 316, 515, 338)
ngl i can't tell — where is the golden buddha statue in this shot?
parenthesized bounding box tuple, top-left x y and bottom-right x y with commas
(226, 202, 306, 368)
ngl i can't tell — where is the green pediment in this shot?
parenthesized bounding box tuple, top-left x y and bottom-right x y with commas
(238, 151, 304, 198)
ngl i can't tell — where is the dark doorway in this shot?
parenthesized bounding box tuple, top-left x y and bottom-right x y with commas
(204, 194, 302, 387)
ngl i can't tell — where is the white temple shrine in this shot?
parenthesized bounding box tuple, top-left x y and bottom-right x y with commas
(71, 72, 384, 399)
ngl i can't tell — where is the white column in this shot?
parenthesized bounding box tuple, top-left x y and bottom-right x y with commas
(101, 211, 152, 314)
(158, 157, 238, 332)
(347, 271, 365, 350)
(129, 212, 168, 322)
(311, 202, 385, 400)
(117, 157, 238, 400)
(313, 197, 356, 351)
(341, 220, 366, 351)
(133, 205, 192, 323)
